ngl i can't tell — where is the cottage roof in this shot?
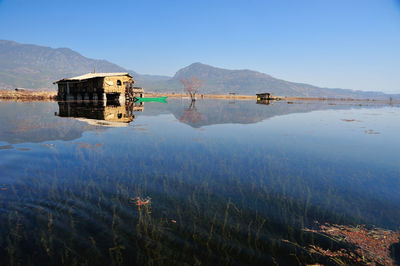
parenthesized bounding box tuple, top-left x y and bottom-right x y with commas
(54, 72, 132, 83)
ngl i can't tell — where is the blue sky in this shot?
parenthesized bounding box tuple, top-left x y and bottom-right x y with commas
(0, 0, 399, 92)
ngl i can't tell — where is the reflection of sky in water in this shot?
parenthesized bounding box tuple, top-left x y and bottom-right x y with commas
(0, 101, 399, 264)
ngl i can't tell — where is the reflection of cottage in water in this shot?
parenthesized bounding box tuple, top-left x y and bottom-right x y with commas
(54, 73, 144, 103)
(57, 101, 144, 127)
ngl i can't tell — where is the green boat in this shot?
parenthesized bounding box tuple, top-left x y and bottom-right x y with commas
(134, 96, 168, 103)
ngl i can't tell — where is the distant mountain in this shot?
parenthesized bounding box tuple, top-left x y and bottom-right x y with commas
(0, 40, 126, 89)
(0, 40, 167, 90)
(141, 62, 393, 99)
(0, 40, 396, 99)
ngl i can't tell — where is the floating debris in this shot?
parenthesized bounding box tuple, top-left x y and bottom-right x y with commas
(74, 142, 104, 149)
(17, 147, 31, 151)
(79, 143, 91, 149)
(131, 197, 151, 206)
(341, 119, 362, 122)
(0, 145, 13, 150)
(364, 129, 380, 135)
(39, 144, 55, 148)
(134, 128, 148, 131)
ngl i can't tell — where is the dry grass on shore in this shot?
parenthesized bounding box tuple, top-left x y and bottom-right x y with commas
(0, 90, 395, 103)
(145, 93, 257, 100)
(0, 90, 57, 101)
(146, 93, 395, 103)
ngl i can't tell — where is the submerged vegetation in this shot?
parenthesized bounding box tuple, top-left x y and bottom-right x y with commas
(305, 223, 399, 265)
(1, 166, 398, 265)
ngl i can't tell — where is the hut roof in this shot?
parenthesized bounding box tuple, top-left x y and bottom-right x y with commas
(54, 72, 132, 84)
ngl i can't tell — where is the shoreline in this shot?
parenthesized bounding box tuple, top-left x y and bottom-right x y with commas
(0, 90, 396, 103)
(0, 90, 57, 101)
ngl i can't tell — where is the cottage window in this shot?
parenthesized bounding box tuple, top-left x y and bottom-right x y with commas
(117, 80, 122, 86)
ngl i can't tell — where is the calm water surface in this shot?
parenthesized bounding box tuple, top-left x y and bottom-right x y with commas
(0, 99, 399, 265)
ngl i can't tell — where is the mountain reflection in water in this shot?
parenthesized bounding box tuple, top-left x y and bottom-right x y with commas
(0, 99, 399, 265)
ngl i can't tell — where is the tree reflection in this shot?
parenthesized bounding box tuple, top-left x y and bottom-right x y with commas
(179, 101, 203, 124)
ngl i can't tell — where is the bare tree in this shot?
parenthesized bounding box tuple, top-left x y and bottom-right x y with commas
(180, 77, 203, 101)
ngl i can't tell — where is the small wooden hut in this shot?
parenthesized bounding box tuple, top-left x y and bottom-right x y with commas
(256, 93, 271, 101)
(54, 73, 144, 103)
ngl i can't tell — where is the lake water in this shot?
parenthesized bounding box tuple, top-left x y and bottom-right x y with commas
(0, 99, 399, 265)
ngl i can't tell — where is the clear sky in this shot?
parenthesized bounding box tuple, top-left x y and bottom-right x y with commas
(0, 0, 399, 92)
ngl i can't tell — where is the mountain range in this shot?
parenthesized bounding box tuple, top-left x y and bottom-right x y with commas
(0, 40, 396, 98)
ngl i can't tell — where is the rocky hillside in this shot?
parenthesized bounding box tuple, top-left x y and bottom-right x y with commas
(0, 40, 129, 89)
(142, 63, 391, 99)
